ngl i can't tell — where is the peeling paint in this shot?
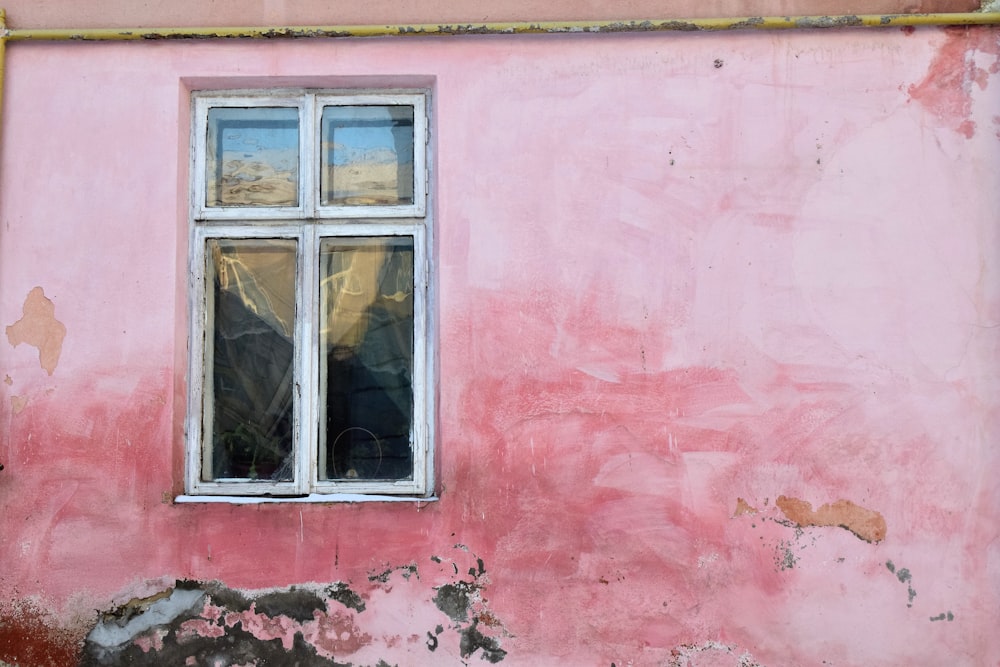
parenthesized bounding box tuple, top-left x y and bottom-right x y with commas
(80, 580, 370, 665)
(908, 26, 1000, 137)
(667, 641, 764, 667)
(733, 497, 758, 516)
(10, 395, 27, 414)
(70, 549, 509, 664)
(775, 495, 887, 543)
(5, 287, 66, 375)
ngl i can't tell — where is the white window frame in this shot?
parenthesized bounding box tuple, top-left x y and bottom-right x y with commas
(185, 89, 433, 499)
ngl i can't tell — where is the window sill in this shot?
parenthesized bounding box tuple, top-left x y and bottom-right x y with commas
(174, 493, 438, 504)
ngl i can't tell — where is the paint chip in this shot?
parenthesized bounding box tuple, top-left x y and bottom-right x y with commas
(776, 495, 887, 543)
(6, 287, 67, 376)
(733, 497, 758, 516)
(11, 395, 27, 414)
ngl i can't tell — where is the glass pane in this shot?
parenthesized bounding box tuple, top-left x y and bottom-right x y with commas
(206, 107, 299, 207)
(205, 239, 296, 481)
(321, 105, 414, 206)
(320, 237, 414, 481)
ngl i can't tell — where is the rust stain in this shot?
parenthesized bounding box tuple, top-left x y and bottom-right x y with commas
(776, 495, 887, 543)
(733, 497, 758, 516)
(11, 395, 27, 414)
(5, 287, 67, 375)
(0, 600, 83, 667)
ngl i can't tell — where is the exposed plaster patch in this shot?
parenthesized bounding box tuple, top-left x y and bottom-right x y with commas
(733, 497, 758, 516)
(5, 287, 67, 375)
(87, 587, 205, 662)
(775, 495, 887, 543)
(10, 395, 27, 414)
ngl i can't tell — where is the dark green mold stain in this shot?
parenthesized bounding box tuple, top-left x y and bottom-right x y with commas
(460, 620, 507, 663)
(326, 582, 366, 613)
(468, 558, 487, 578)
(368, 567, 394, 583)
(929, 611, 955, 622)
(433, 581, 476, 622)
(886, 562, 917, 607)
(368, 563, 418, 583)
(254, 587, 326, 622)
(81, 588, 347, 667)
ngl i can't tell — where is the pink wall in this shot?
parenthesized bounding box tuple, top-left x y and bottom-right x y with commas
(1, 25, 998, 666)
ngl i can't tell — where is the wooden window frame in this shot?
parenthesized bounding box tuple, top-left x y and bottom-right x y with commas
(184, 89, 433, 500)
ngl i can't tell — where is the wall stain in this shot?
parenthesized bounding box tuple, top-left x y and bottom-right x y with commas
(775, 495, 887, 543)
(5, 287, 67, 376)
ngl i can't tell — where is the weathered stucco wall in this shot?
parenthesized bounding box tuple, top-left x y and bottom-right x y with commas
(0, 22, 998, 667)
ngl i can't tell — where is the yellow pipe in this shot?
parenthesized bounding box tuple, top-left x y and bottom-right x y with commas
(3, 13, 1000, 42)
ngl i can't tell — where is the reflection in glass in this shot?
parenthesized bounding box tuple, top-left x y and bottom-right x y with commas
(205, 239, 296, 481)
(321, 106, 414, 206)
(206, 107, 299, 207)
(320, 237, 414, 480)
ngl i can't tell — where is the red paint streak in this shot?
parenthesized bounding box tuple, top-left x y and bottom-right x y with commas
(304, 610, 372, 658)
(908, 27, 1000, 138)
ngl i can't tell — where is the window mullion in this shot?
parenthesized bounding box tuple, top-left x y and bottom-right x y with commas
(302, 94, 318, 220)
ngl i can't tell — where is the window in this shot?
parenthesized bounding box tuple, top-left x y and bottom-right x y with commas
(186, 90, 432, 498)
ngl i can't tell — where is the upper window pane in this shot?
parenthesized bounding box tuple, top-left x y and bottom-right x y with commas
(206, 107, 300, 208)
(321, 106, 415, 207)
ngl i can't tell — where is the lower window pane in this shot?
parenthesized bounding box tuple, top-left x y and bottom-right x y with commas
(205, 238, 297, 482)
(320, 237, 414, 481)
